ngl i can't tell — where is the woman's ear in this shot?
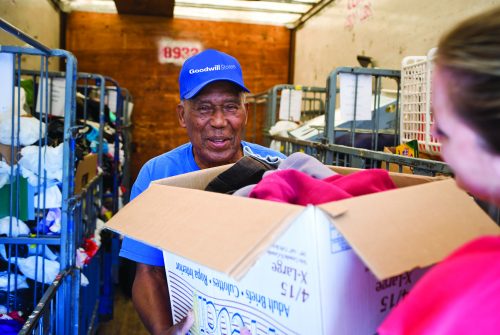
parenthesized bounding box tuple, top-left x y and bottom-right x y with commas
(177, 102, 186, 128)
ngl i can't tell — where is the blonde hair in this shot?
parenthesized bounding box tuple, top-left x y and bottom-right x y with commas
(435, 6, 500, 153)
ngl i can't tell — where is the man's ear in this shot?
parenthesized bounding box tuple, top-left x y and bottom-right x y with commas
(177, 102, 186, 128)
(242, 104, 248, 125)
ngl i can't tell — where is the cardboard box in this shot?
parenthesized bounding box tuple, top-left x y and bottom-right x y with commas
(74, 153, 98, 194)
(106, 165, 499, 335)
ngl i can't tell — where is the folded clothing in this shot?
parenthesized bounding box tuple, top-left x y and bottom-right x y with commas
(205, 155, 276, 195)
(233, 152, 336, 197)
(243, 145, 283, 167)
(277, 152, 336, 180)
(249, 168, 396, 205)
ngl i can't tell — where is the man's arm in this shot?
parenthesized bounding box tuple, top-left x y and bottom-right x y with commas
(132, 263, 173, 334)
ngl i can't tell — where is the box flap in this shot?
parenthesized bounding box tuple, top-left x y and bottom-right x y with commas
(106, 183, 304, 280)
(155, 164, 438, 191)
(153, 164, 232, 190)
(319, 178, 500, 280)
(330, 165, 441, 187)
(387, 172, 440, 188)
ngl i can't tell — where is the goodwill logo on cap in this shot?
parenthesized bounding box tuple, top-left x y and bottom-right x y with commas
(179, 49, 250, 100)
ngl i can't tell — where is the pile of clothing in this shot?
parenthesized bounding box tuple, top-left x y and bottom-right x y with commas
(205, 151, 397, 205)
(0, 84, 113, 320)
(76, 90, 125, 205)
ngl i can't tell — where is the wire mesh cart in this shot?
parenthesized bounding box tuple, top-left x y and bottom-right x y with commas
(325, 67, 401, 151)
(0, 18, 79, 334)
(0, 19, 126, 334)
(246, 85, 327, 148)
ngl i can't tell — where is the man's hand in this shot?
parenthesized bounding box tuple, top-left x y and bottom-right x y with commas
(132, 263, 251, 335)
(161, 311, 252, 335)
(132, 263, 173, 334)
(161, 310, 195, 335)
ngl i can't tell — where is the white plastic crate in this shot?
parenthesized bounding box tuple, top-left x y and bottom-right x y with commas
(400, 48, 441, 155)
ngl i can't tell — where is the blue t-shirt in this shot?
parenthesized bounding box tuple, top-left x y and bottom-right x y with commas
(119, 141, 286, 266)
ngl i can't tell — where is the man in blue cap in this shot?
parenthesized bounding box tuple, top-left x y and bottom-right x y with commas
(119, 49, 285, 334)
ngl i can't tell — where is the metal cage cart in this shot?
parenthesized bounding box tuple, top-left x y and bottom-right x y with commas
(99, 78, 124, 216)
(60, 75, 130, 214)
(18, 69, 109, 334)
(325, 67, 401, 152)
(73, 73, 109, 334)
(0, 18, 123, 334)
(97, 79, 132, 324)
(245, 90, 268, 145)
(273, 135, 451, 176)
(120, 88, 133, 207)
(0, 19, 79, 334)
(62, 76, 131, 326)
(21, 70, 112, 333)
(246, 85, 327, 147)
(271, 133, 499, 225)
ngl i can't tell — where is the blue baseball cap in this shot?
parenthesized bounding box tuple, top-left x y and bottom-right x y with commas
(179, 49, 250, 100)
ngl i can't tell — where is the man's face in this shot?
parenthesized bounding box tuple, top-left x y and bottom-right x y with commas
(177, 81, 248, 169)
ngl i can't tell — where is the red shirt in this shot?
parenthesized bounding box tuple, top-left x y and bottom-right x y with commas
(379, 236, 500, 335)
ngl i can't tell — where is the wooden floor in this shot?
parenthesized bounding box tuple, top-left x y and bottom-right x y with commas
(96, 287, 149, 335)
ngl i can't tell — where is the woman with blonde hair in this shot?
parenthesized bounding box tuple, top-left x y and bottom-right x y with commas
(379, 6, 500, 335)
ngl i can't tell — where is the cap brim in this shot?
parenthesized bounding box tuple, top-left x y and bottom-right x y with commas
(182, 78, 250, 100)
